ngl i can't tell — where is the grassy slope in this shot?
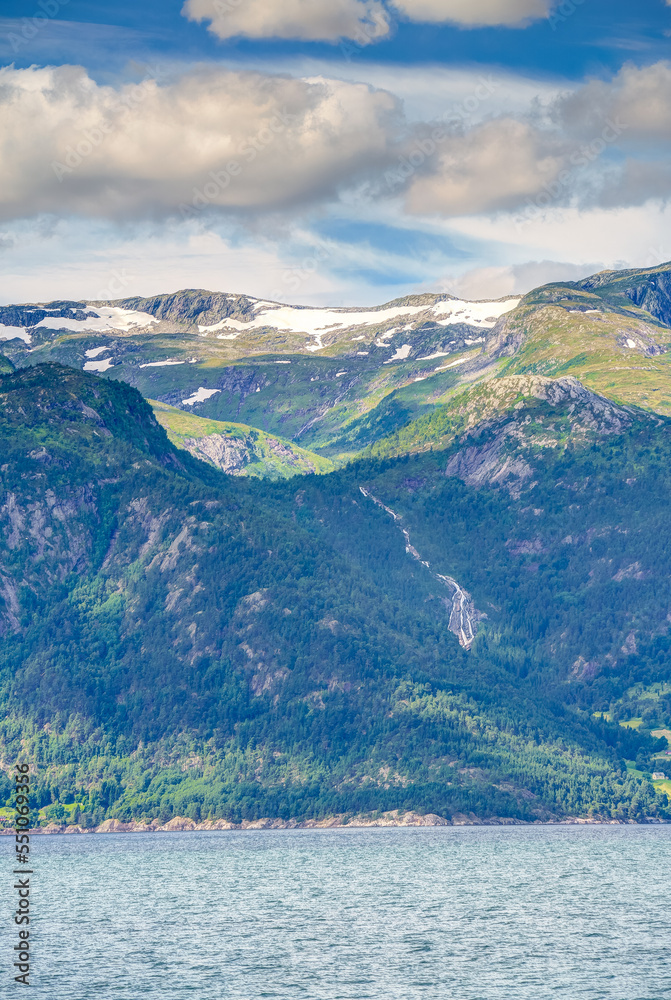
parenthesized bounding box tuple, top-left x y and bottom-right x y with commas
(151, 400, 334, 479)
(494, 267, 671, 416)
(125, 350, 482, 456)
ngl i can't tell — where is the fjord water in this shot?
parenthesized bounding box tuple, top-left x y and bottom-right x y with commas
(17, 826, 670, 998)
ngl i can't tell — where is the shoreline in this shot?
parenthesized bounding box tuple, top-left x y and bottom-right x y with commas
(5, 808, 669, 835)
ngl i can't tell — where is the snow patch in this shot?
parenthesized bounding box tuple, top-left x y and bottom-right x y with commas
(435, 357, 470, 371)
(384, 344, 412, 364)
(37, 306, 158, 333)
(85, 345, 111, 358)
(139, 359, 185, 369)
(200, 303, 431, 347)
(0, 325, 31, 343)
(433, 298, 519, 328)
(626, 339, 636, 348)
(83, 358, 114, 373)
(182, 387, 221, 406)
(418, 351, 451, 360)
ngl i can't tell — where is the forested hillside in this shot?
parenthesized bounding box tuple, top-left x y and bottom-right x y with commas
(1, 363, 669, 828)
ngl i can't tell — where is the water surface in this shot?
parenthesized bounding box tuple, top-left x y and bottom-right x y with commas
(4, 825, 669, 998)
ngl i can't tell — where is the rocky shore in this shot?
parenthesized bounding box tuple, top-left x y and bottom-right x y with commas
(4, 809, 667, 834)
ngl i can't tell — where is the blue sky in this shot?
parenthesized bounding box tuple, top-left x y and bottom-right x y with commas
(1, 0, 671, 304)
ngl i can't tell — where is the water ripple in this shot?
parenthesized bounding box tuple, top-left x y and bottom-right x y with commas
(4, 825, 669, 999)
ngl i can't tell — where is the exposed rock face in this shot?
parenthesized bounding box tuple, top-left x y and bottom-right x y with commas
(442, 375, 636, 497)
(473, 375, 632, 434)
(623, 270, 671, 328)
(445, 434, 533, 492)
(268, 439, 304, 465)
(183, 433, 251, 474)
(19, 810, 455, 833)
(21, 808, 603, 833)
(571, 656, 600, 681)
(0, 487, 96, 634)
(612, 562, 647, 582)
(180, 430, 318, 476)
(120, 290, 259, 328)
(0, 303, 94, 328)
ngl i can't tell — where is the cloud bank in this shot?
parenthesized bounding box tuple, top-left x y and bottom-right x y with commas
(181, 0, 553, 42)
(404, 119, 564, 215)
(181, 0, 391, 43)
(391, 0, 551, 28)
(0, 65, 399, 221)
(1, 60, 670, 226)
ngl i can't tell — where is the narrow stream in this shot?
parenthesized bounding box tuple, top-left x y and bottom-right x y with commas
(359, 487, 480, 649)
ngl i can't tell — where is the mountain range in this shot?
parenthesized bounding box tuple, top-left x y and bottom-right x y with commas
(1, 262, 670, 829)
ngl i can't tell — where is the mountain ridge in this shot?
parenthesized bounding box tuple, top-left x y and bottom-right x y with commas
(2, 262, 670, 467)
(1, 361, 670, 828)
(2, 263, 671, 827)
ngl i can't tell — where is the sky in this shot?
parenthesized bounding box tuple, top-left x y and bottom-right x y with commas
(1, 0, 671, 305)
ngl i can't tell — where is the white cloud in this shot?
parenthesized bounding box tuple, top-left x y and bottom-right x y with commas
(391, 0, 551, 27)
(181, 0, 390, 43)
(560, 61, 671, 143)
(182, 0, 553, 39)
(0, 65, 399, 222)
(448, 201, 671, 270)
(7, 59, 670, 230)
(401, 62, 671, 220)
(3, 202, 671, 311)
(441, 260, 604, 299)
(404, 119, 564, 216)
(4, 57, 671, 309)
(272, 61, 568, 125)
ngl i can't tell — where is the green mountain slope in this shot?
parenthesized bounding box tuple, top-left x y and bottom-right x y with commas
(362, 374, 636, 460)
(151, 401, 334, 479)
(490, 263, 671, 416)
(1, 364, 668, 828)
(2, 264, 670, 472)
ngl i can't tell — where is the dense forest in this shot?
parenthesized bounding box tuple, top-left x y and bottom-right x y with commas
(0, 363, 669, 828)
